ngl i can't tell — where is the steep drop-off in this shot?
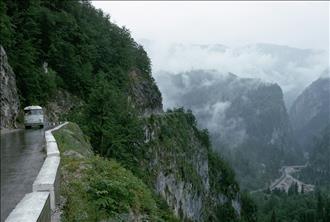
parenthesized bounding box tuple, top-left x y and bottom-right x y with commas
(143, 109, 242, 221)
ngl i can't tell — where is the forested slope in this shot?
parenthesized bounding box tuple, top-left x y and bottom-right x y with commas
(1, 0, 161, 110)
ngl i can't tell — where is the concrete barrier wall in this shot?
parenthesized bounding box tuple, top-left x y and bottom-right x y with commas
(45, 132, 56, 142)
(46, 141, 60, 157)
(32, 156, 60, 210)
(5, 122, 68, 222)
(35, 122, 68, 210)
(5, 192, 51, 222)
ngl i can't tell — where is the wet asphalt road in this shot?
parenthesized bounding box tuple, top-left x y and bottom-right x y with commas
(1, 128, 46, 222)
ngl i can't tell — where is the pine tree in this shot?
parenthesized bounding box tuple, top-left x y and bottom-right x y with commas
(324, 198, 330, 222)
(271, 210, 276, 222)
(316, 190, 324, 221)
(241, 192, 257, 222)
(288, 183, 295, 196)
(83, 74, 144, 172)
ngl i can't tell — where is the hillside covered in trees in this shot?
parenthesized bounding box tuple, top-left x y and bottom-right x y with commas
(1, 0, 161, 108)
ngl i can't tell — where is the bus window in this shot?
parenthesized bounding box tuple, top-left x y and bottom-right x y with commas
(24, 110, 31, 115)
(24, 109, 43, 115)
(31, 110, 43, 115)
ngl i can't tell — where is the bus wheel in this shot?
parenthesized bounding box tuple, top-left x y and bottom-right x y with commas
(25, 126, 31, 129)
(39, 125, 44, 129)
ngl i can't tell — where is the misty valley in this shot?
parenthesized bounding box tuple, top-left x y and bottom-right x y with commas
(156, 68, 329, 189)
(1, 1, 329, 222)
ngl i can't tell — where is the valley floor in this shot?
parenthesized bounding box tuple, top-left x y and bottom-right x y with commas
(251, 164, 314, 195)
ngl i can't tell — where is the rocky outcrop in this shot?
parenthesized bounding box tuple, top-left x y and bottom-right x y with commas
(128, 69, 163, 116)
(45, 90, 83, 123)
(0, 46, 20, 129)
(290, 73, 330, 152)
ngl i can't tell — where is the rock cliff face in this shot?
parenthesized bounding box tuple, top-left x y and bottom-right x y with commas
(143, 110, 241, 221)
(146, 121, 209, 221)
(0, 46, 20, 129)
(128, 69, 163, 116)
(289, 73, 330, 152)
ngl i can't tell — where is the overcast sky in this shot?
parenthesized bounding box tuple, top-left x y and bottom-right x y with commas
(92, 1, 329, 51)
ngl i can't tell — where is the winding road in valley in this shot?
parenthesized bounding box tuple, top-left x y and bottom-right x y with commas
(269, 164, 314, 193)
(251, 164, 314, 194)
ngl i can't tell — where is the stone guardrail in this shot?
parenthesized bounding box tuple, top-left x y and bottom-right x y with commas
(6, 122, 68, 222)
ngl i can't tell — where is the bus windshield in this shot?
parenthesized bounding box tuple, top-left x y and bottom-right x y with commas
(24, 109, 43, 115)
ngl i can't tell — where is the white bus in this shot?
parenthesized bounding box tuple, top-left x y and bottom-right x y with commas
(24, 106, 44, 129)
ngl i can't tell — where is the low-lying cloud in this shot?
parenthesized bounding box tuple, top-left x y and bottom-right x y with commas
(196, 101, 247, 148)
(141, 40, 329, 108)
